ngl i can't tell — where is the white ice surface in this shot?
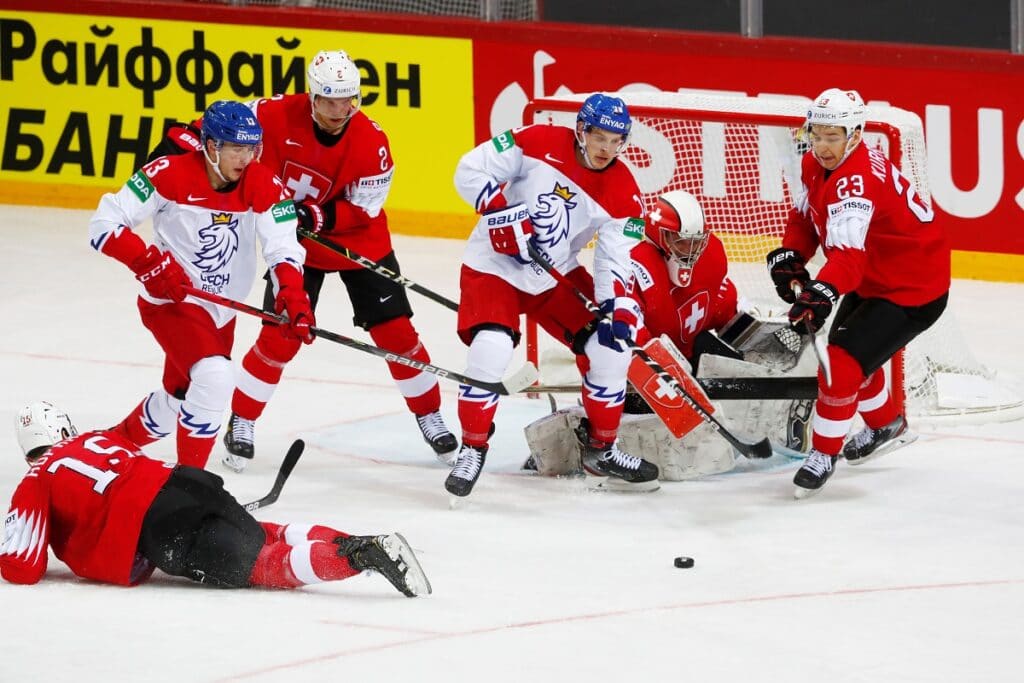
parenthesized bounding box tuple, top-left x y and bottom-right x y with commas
(1, 205, 1023, 682)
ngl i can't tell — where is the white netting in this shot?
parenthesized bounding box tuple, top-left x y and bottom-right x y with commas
(223, 0, 537, 20)
(529, 91, 1022, 421)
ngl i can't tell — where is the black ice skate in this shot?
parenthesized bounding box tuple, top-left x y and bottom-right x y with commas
(445, 443, 488, 497)
(222, 413, 255, 473)
(843, 414, 916, 465)
(574, 420, 659, 492)
(793, 449, 837, 499)
(415, 411, 458, 464)
(336, 533, 432, 597)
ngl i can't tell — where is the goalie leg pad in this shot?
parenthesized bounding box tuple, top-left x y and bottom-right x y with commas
(627, 337, 714, 439)
(522, 407, 585, 477)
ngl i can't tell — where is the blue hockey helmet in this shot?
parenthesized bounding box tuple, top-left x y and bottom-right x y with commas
(576, 93, 632, 138)
(201, 100, 263, 147)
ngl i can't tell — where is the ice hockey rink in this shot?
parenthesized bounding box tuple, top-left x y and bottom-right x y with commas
(2, 203, 1023, 682)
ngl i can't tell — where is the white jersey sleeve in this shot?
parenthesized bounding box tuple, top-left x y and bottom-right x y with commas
(88, 168, 167, 254)
(256, 199, 306, 285)
(454, 130, 525, 212)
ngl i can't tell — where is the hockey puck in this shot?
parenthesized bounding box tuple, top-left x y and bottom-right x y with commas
(674, 556, 694, 569)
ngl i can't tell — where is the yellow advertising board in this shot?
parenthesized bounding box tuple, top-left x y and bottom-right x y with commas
(0, 11, 477, 236)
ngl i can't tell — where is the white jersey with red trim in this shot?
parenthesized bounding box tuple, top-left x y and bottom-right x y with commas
(454, 125, 645, 301)
(88, 152, 305, 327)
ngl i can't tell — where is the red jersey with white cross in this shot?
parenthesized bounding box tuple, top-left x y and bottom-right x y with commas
(628, 234, 738, 359)
(1, 431, 173, 586)
(251, 94, 395, 271)
(783, 142, 950, 305)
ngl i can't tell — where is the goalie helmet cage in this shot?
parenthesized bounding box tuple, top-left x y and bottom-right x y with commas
(522, 91, 1023, 424)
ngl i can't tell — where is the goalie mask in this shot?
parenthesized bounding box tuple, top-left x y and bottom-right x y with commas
(806, 88, 866, 168)
(645, 190, 709, 287)
(16, 401, 78, 461)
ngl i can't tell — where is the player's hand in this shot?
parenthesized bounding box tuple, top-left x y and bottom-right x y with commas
(295, 201, 326, 234)
(272, 265, 315, 344)
(767, 247, 810, 304)
(597, 297, 642, 352)
(484, 203, 534, 264)
(788, 280, 837, 335)
(131, 246, 190, 302)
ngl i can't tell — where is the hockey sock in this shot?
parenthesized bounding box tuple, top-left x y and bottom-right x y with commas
(233, 325, 301, 420)
(857, 367, 899, 428)
(811, 346, 865, 455)
(112, 390, 181, 446)
(369, 317, 441, 416)
(458, 329, 512, 445)
(248, 541, 359, 589)
(177, 356, 233, 468)
(277, 522, 348, 544)
(579, 334, 630, 443)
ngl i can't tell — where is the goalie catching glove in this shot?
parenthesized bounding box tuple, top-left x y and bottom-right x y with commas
(767, 247, 810, 304)
(273, 264, 316, 344)
(788, 280, 837, 335)
(597, 297, 642, 352)
(131, 245, 190, 302)
(483, 203, 534, 263)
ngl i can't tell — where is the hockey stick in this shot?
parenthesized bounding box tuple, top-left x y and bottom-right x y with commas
(184, 287, 537, 395)
(297, 228, 459, 312)
(243, 439, 305, 512)
(791, 283, 833, 386)
(522, 376, 819, 400)
(525, 243, 772, 459)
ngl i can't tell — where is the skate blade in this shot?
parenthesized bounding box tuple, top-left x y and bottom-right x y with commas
(588, 477, 660, 493)
(436, 451, 459, 467)
(221, 455, 249, 474)
(793, 484, 825, 500)
(387, 532, 433, 597)
(846, 432, 919, 466)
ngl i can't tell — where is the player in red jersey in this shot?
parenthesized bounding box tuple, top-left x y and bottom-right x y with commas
(1, 402, 431, 596)
(446, 93, 660, 497)
(89, 100, 313, 470)
(766, 88, 950, 498)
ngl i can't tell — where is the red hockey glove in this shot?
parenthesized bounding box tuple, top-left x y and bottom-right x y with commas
(273, 266, 315, 344)
(597, 297, 642, 352)
(295, 201, 327, 234)
(131, 246, 190, 302)
(146, 122, 202, 163)
(767, 247, 810, 304)
(788, 280, 837, 335)
(485, 203, 534, 263)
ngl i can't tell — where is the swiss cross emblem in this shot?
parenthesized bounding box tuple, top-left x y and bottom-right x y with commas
(641, 367, 685, 409)
(281, 161, 333, 202)
(677, 292, 710, 340)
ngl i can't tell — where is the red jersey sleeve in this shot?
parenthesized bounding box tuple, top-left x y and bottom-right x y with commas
(1, 478, 51, 585)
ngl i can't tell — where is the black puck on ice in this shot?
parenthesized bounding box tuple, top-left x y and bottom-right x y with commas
(674, 556, 694, 569)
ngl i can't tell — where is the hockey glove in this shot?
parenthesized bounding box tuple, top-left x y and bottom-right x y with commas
(597, 297, 642, 353)
(484, 203, 534, 264)
(295, 201, 327, 234)
(788, 280, 838, 335)
(131, 246, 190, 302)
(767, 247, 810, 304)
(273, 265, 315, 344)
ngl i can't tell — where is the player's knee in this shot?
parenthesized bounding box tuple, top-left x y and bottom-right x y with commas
(188, 356, 235, 409)
(257, 322, 302, 362)
(823, 345, 866, 396)
(368, 316, 419, 354)
(466, 328, 514, 382)
(582, 333, 631, 383)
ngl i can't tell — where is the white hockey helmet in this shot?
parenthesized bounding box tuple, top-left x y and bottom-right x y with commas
(806, 88, 867, 135)
(645, 190, 709, 287)
(16, 401, 78, 461)
(307, 50, 361, 101)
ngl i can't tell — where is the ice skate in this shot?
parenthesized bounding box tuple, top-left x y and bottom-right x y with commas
(793, 449, 837, 499)
(575, 421, 659, 492)
(843, 414, 916, 465)
(222, 413, 254, 473)
(445, 443, 488, 497)
(335, 533, 432, 597)
(415, 411, 458, 464)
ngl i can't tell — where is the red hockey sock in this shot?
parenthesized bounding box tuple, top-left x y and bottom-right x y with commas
(232, 325, 302, 420)
(276, 523, 348, 544)
(458, 386, 499, 446)
(111, 396, 167, 447)
(857, 368, 899, 429)
(370, 317, 442, 416)
(260, 522, 286, 543)
(175, 421, 216, 468)
(248, 541, 359, 588)
(811, 346, 865, 455)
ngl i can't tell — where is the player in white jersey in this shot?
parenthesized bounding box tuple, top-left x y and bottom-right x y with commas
(445, 93, 660, 497)
(88, 100, 312, 469)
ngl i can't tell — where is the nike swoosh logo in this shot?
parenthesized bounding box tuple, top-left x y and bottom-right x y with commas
(544, 153, 563, 164)
(187, 194, 207, 202)
(379, 295, 393, 303)
(285, 139, 303, 147)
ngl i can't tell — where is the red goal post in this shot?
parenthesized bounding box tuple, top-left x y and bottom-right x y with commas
(521, 91, 1022, 423)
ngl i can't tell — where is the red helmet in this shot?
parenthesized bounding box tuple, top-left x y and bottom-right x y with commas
(644, 190, 709, 286)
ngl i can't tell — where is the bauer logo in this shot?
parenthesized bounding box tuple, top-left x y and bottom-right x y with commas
(127, 172, 154, 203)
(272, 201, 297, 223)
(491, 130, 516, 153)
(624, 217, 644, 240)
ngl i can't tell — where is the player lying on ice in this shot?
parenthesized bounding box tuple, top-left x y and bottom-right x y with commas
(1, 402, 430, 596)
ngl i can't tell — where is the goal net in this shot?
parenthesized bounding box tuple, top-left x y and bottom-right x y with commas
(524, 91, 1022, 422)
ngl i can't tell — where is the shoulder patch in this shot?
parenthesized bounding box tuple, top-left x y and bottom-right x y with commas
(631, 259, 654, 291)
(126, 171, 155, 203)
(624, 217, 644, 240)
(491, 130, 516, 153)
(271, 200, 296, 223)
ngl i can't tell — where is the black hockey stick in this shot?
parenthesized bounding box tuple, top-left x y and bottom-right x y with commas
(243, 439, 305, 512)
(297, 228, 459, 312)
(522, 376, 819, 400)
(185, 287, 537, 395)
(526, 243, 772, 459)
